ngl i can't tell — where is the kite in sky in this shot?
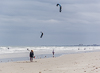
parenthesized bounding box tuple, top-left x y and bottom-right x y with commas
(56, 3, 62, 12)
(40, 32, 43, 38)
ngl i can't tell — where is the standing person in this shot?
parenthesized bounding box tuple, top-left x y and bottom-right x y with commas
(30, 50, 34, 62)
(52, 49, 55, 57)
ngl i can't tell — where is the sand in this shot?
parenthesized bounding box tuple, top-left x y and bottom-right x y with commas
(0, 52, 100, 73)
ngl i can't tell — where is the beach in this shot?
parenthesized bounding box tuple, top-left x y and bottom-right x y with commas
(0, 51, 100, 73)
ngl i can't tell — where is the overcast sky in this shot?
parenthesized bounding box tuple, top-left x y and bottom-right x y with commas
(0, 0, 100, 46)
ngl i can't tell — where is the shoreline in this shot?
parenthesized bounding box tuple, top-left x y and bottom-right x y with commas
(0, 53, 64, 63)
(0, 51, 100, 73)
(0, 50, 100, 63)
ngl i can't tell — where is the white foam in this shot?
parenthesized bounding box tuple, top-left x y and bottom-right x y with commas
(0, 46, 100, 55)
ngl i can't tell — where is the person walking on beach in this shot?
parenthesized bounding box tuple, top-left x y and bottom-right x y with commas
(30, 50, 34, 62)
(52, 49, 55, 57)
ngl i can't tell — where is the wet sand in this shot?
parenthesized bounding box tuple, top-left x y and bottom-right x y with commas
(0, 51, 100, 73)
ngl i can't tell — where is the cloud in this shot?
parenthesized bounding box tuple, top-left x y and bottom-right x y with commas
(0, 0, 100, 46)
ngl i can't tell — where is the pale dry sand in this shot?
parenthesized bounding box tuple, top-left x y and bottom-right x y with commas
(0, 52, 100, 73)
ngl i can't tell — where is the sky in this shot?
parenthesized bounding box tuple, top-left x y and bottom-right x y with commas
(0, 0, 100, 46)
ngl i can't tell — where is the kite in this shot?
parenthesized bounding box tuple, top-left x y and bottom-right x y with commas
(56, 3, 62, 12)
(40, 32, 43, 38)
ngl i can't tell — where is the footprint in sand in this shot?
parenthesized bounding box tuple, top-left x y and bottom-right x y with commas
(93, 66, 95, 67)
(84, 71, 86, 72)
(96, 67, 98, 69)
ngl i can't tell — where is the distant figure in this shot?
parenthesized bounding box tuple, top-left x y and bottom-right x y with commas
(84, 48, 86, 50)
(8, 48, 9, 49)
(40, 32, 43, 38)
(52, 49, 55, 57)
(30, 50, 34, 62)
(27, 48, 30, 51)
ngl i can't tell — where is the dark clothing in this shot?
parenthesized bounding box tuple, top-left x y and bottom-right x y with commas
(52, 52, 54, 55)
(30, 52, 34, 57)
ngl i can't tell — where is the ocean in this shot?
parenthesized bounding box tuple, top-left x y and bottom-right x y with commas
(0, 46, 100, 62)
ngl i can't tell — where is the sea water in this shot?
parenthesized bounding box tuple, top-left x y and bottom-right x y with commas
(0, 46, 100, 62)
